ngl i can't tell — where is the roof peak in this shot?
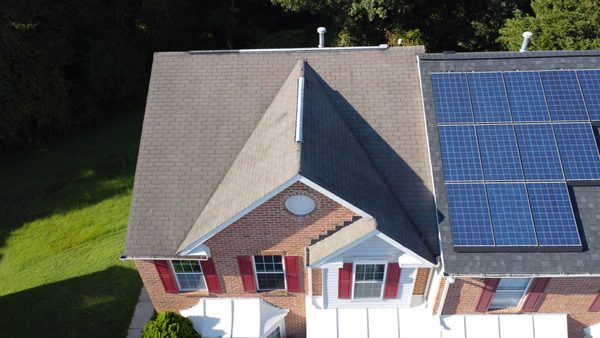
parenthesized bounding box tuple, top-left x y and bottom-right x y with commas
(188, 45, 390, 55)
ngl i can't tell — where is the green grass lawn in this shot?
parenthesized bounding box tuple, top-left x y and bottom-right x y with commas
(0, 113, 144, 338)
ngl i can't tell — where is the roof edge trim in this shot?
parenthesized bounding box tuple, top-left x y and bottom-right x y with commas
(299, 177, 372, 218)
(177, 174, 303, 255)
(309, 229, 379, 267)
(376, 232, 436, 266)
(189, 45, 389, 55)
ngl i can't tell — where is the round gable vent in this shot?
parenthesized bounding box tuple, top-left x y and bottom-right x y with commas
(285, 195, 316, 216)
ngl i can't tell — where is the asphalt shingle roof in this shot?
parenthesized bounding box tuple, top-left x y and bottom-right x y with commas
(125, 46, 438, 259)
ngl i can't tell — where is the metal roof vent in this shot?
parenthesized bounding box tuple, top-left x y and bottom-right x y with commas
(520, 31, 533, 52)
(317, 27, 326, 48)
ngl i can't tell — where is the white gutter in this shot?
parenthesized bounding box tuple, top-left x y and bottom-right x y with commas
(295, 77, 305, 143)
(448, 272, 600, 278)
(189, 45, 389, 55)
(120, 255, 208, 261)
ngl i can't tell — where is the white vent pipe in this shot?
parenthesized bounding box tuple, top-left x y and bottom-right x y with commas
(317, 27, 326, 48)
(520, 31, 533, 52)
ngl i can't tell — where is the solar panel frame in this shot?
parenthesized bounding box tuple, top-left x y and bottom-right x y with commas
(467, 72, 512, 123)
(540, 70, 589, 121)
(503, 71, 551, 122)
(577, 70, 600, 121)
(438, 125, 484, 181)
(527, 183, 581, 247)
(476, 124, 524, 181)
(446, 183, 495, 247)
(514, 124, 564, 181)
(486, 183, 538, 247)
(432, 73, 474, 124)
(553, 123, 600, 180)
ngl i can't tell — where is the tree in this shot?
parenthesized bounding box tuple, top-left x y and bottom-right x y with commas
(499, 0, 600, 51)
(141, 311, 200, 338)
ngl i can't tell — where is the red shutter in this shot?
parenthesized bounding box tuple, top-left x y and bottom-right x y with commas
(475, 278, 500, 312)
(522, 278, 550, 312)
(237, 256, 257, 292)
(588, 290, 600, 312)
(338, 263, 353, 299)
(284, 256, 300, 292)
(383, 263, 401, 299)
(154, 260, 178, 294)
(200, 258, 220, 293)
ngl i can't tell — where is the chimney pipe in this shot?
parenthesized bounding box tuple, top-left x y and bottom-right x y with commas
(520, 31, 533, 52)
(317, 27, 326, 48)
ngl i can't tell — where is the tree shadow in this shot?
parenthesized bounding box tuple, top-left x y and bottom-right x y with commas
(0, 114, 143, 250)
(0, 265, 142, 338)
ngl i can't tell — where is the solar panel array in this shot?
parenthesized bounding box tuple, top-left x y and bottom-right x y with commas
(432, 69, 600, 250)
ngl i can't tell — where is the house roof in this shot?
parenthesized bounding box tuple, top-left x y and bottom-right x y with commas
(418, 50, 600, 276)
(124, 46, 438, 259)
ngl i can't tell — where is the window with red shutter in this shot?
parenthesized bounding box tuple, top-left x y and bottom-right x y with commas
(521, 278, 550, 312)
(154, 260, 178, 294)
(588, 290, 600, 312)
(338, 263, 353, 299)
(475, 278, 500, 312)
(383, 263, 401, 299)
(237, 256, 257, 292)
(284, 256, 300, 293)
(200, 258, 220, 293)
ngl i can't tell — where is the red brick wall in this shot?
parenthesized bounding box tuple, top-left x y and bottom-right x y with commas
(442, 277, 600, 338)
(413, 268, 430, 295)
(137, 181, 356, 338)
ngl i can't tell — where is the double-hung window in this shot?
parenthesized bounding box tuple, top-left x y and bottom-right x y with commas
(254, 256, 286, 291)
(170, 260, 206, 292)
(353, 263, 386, 299)
(489, 278, 531, 309)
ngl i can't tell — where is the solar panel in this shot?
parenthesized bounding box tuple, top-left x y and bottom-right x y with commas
(553, 123, 600, 180)
(467, 72, 511, 123)
(438, 125, 483, 181)
(446, 184, 495, 246)
(540, 71, 589, 121)
(486, 183, 537, 246)
(527, 183, 581, 246)
(514, 124, 564, 180)
(577, 70, 600, 121)
(432, 73, 473, 123)
(503, 71, 550, 122)
(476, 125, 523, 181)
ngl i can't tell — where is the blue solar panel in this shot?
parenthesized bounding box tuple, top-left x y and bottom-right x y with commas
(438, 126, 483, 181)
(476, 125, 523, 181)
(503, 71, 550, 122)
(467, 72, 511, 123)
(446, 184, 495, 246)
(514, 124, 564, 180)
(577, 70, 600, 121)
(553, 123, 600, 180)
(432, 73, 473, 123)
(527, 183, 581, 246)
(486, 183, 537, 246)
(540, 71, 589, 121)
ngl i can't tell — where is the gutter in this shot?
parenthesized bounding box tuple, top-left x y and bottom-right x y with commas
(188, 45, 389, 55)
(446, 272, 600, 278)
(119, 255, 208, 261)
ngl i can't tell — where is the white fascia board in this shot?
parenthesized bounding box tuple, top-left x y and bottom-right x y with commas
(309, 230, 379, 268)
(185, 244, 211, 257)
(376, 232, 435, 267)
(299, 177, 372, 218)
(178, 175, 302, 256)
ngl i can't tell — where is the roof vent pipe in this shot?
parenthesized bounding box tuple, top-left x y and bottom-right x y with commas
(520, 31, 533, 52)
(317, 27, 326, 48)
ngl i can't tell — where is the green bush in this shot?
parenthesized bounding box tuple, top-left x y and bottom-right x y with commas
(141, 311, 200, 338)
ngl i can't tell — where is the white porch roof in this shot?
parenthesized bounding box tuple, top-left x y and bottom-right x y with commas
(306, 296, 568, 338)
(180, 298, 288, 338)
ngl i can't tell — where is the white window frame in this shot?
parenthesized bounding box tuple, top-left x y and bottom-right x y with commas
(252, 255, 287, 291)
(351, 260, 388, 300)
(264, 325, 282, 338)
(489, 277, 532, 310)
(169, 259, 208, 292)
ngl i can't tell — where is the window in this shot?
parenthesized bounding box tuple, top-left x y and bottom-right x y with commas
(353, 263, 386, 299)
(254, 256, 286, 291)
(170, 260, 206, 292)
(265, 326, 281, 338)
(489, 278, 530, 309)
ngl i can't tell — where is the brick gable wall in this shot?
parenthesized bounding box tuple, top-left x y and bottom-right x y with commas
(441, 277, 600, 338)
(136, 181, 356, 337)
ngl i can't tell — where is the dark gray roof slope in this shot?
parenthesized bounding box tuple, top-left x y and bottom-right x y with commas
(125, 46, 438, 258)
(418, 50, 600, 276)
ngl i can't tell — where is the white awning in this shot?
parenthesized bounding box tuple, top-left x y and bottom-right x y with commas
(440, 313, 568, 338)
(181, 298, 288, 338)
